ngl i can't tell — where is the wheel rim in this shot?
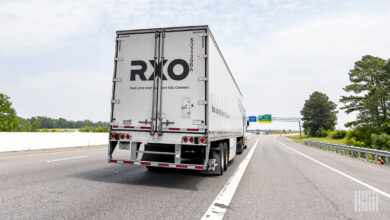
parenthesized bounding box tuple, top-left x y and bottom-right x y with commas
(221, 149, 224, 170)
(225, 149, 228, 165)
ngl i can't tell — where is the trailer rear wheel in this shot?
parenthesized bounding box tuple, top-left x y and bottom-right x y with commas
(213, 143, 225, 175)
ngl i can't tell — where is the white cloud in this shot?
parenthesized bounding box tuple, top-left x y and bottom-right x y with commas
(0, 1, 93, 56)
(1, 0, 389, 128)
(226, 12, 390, 129)
(1, 70, 112, 121)
(0, 0, 308, 57)
(0, 0, 151, 57)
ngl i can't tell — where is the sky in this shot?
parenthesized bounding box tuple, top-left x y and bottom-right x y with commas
(1, 0, 390, 130)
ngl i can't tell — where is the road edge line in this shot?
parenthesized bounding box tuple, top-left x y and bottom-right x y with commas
(275, 139, 390, 199)
(201, 139, 260, 220)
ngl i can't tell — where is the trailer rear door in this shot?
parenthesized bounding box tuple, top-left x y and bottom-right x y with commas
(111, 28, 207, 135)
(156, 29, 207, 134)
(111, 31, 158, 132)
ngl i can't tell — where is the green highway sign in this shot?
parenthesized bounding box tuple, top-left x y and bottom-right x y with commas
(258, 114, 272, 123)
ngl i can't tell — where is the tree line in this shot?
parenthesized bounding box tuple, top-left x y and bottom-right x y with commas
(19, 116, 109, 130)
(0, 95, 108, 132)
(301, 55, 390, 150)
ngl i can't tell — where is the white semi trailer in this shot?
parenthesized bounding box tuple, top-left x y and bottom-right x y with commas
(108, 25, 247, 175)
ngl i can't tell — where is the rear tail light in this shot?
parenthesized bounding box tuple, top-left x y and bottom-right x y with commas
(182, 136, 206, 144)
(114, 133, 130, 140)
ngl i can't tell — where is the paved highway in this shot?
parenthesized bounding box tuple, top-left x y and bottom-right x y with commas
(1, 135, 389, 219)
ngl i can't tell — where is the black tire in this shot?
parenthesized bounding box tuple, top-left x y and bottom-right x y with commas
(236, 139, 243, 154)
(200, 143, 225, 175)
(212, 144, 224, 175)
(223, 142, 228, 171)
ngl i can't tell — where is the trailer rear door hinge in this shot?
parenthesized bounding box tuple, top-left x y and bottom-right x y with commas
(115, 57, 124, 61)
(111, 99, 120, 104)
(116, 35, 130, 41)
(198, 77, 207, 81)
(113, 78, 122, 82)
(198, 100, 207, 105)
(198, 54, 207, 59)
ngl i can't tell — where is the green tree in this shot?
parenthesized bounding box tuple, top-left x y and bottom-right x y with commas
(93, 126, 109, 132)
(58, 118, 67, 128)
(0, 93, 20, 131)
(340, 55, 390, 130)
(16, 115, 109, 130)
(32, 118, 41, 132)
(301, 91, 338, 137)
(79, 126, 93, 132)
(19, 121, 32, 132)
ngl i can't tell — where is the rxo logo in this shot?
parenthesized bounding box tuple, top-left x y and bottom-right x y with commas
(130, 59, 189, 81)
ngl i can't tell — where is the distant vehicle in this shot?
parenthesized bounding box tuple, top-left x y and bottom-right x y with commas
(108, 25, 247, 175)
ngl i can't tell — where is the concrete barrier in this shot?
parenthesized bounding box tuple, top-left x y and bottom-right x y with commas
(0, 132, 108, 152)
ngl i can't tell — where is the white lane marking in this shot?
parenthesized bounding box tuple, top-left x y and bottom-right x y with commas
(202, 139, 260, 220)
(46, 156, 88, 163)
(275, 139, 390, 199)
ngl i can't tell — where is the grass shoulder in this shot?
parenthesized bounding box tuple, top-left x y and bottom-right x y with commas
(287, 135, 346, 145)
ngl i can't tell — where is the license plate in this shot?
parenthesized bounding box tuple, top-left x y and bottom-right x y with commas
(119, 142, 130, 150)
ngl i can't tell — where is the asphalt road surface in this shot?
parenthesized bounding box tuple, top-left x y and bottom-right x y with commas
(1, 135, 389, 219)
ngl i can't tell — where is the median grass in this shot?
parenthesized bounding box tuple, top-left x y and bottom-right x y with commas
(287, 135, 347, 145)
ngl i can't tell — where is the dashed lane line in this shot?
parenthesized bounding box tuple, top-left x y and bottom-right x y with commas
(0, 147, 105, 159)
(46, 155, 88, 163)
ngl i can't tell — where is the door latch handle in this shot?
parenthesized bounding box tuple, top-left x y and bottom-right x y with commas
(139, 119, 152, 124)
(161, 120, 174, 126)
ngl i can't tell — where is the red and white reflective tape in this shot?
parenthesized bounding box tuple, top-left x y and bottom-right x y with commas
(164, 127, 205, 132)
(112, 125, 151, 130)
(112, 126, 204, 132)
(109, 159, 204, 170)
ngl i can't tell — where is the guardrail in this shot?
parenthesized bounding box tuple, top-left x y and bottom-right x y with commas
(304, 140, 390, 166)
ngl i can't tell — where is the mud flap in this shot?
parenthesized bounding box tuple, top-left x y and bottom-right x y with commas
(200, 145, 224, 175)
